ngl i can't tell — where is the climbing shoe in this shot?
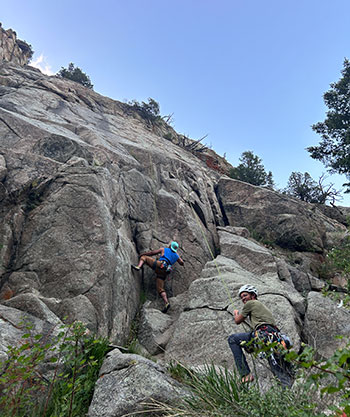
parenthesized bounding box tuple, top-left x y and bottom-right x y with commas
(162, 303, 170, 313)
(131, 265, 141, 271)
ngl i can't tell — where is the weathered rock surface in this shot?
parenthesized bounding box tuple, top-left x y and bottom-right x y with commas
(304, 292, 350, 358)
(0, 61, 220, 344)
(217, 177, 347, 253)
(0, 57, 349, 413)
(88, 348, 190, 417)
(0, 304, 61, 362)
(164, 229, 305, 374)
(138, 305, 173, 355)
(0, 24, 32, 66)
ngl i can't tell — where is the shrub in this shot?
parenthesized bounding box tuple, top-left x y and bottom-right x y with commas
(229, 151, 274, 188)
(318, 233, 350, 300)
(0, 320, 109, 417)
(17, 39, 34, 62)
(57, 63, 93, 89)
(128, 97, 162, 124)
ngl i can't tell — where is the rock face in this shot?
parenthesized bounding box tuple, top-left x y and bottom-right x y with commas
(0, 56, 350, 415)
(217, 177, 347, 253)
(164, 228, 305, 369)
(0, 24, 32, 65)
(88, 349, 190, 417)
(0, 61, 221, 344)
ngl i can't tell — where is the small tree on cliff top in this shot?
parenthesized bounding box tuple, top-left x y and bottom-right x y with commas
(229, 151, 274, 188)
(57, 62, 93, 89)
(284, 171, 342, 204)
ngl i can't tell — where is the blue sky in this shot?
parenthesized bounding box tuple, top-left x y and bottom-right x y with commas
(2, 0, 350, 205)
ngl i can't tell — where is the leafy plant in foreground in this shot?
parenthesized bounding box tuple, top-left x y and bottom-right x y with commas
(0, 320, 109, 417)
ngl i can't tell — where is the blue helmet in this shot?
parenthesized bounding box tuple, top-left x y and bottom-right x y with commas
(170, 241, 179, 252)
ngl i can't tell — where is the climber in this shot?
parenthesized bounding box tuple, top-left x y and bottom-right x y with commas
(228, 284, 293, 387)
(131, 241, 184, 313)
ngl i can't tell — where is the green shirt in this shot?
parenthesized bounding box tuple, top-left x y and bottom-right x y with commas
(241, 299, 276, 330)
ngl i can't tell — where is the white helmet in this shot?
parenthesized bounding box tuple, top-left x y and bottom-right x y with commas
(238, 284, 258, 297)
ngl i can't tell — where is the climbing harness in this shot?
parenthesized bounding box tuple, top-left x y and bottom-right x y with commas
(246, 324, 293, 378)
(159, 258, 173, 273)
(254, 324, 289, 350)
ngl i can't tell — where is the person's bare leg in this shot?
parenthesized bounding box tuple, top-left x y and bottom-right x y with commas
(159, 290, 168, 304)
(157, 278, 170, 313)
(132, 255, 151, 270)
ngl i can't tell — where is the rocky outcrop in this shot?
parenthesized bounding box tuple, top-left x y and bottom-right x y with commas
(217, 177, 347, 253)
(0, 61, 221, 344)
(0, 304, 61, 362)
(164, 228, 304, 373)
(304, 291, 350, 358)
(0, 57, 349, 414)
(88, 348, 190, 417)
(0, 24, 32, 65)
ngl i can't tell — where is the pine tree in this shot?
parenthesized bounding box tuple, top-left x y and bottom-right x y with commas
(57, 63, 93, 89)
(229, 151, 274, 187)
(308, 59, 350, 191)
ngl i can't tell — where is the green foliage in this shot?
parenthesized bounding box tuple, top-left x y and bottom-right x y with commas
(284, 172, 321, 202)
(57, 63, 93, 89)
(17, 39, 34, 62)
(156, 339, 350, 416)
(128, 97, 162, 124)
(322, 285, 350, 309)
(229, 151, 274, 188)
(318, 234, 350, 295)
(283, 172, 341, 204)
(168, 360, 195, 384)
(0, 320, 109, 417)
(328, 235, 350, 283)
(247, 226, 276, 247)
(286, 339, 350, 414)
(149, 362, 320, 417)
(308, 58, 350, 192)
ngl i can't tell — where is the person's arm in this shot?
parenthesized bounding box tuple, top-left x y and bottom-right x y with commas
(234, 309, 246, 325)
(177, 256, 184, 266)
(140, 247, 164, 257)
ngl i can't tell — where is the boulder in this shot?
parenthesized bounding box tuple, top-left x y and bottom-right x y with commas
(0, 304, 60, 362)
(304, 292, 350, 358)
(88, 349, 190, 417)
(218, 227, 277, 275)
(217, 177, 347, 253)
(138, 306, 173, 355)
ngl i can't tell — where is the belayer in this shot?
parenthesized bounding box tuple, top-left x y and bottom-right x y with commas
(228, 284, 294, 387)
(131, 241, 184, 313)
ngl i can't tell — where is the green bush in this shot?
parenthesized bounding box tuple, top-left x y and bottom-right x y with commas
(318, 233, 350, 303)
(229, 151, 274, 189)
(17, 39, 34, 62)
(0, 320, 109, 417)
(327, 235, 350, 291)
(57, 63, 93, 89)
(128, 97, 162, 124)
